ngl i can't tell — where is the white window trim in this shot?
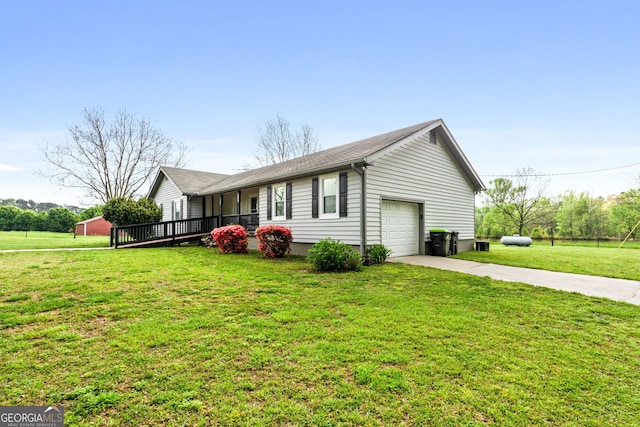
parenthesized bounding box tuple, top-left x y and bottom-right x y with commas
(173, 199, 182, 220)
(273, 183, 286, 220)
(319, 173, 339, 219)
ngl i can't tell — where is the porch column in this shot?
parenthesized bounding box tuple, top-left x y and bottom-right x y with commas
(219, 194, 223, 225)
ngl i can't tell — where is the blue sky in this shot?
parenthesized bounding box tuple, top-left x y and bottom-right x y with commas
(1, 0, 639, 207)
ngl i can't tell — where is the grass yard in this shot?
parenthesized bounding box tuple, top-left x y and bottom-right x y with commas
(0, 231, 110, 250)
(455, 243, 640, 281)
(1, 247, 639, 426)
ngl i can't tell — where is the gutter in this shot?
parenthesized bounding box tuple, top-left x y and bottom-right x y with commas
(209, 159, 370, 195)
(351, 162, 367, 255)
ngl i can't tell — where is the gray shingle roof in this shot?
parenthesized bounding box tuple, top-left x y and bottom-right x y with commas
(201, 120, 440, 194)
(151, 119, 485, 197)
(156, 166, 229, 195)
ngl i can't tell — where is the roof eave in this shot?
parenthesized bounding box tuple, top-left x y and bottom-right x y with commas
(209, 159, 371, 194)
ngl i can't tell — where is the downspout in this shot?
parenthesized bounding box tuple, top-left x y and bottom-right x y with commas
(351, 163, 367, 255)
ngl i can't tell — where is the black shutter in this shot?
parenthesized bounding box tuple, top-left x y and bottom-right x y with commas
(339, 172, 348, 217)
(266, 185, 272, 220)
(311, 177, 319, 218)
(286, 182, 293, 219)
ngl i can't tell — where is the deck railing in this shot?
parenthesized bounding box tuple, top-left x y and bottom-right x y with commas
(221, 213, 260, 235)
(110, 216, 219, 248)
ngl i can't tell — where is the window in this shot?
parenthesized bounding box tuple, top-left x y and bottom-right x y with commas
(173, 199, 182, 220)
(321, 176, 338, 217)
(274, 184, 286, 219)
(250, 197, 258, 213)
(313, 173, 347, 219)
(267, 183, 292, 220)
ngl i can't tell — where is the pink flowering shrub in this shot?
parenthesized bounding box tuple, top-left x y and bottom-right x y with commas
(211, 225, 248, 254)
(255, 225, 293, 258)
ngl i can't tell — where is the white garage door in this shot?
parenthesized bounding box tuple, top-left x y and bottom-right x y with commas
(381, 200, 419, 257)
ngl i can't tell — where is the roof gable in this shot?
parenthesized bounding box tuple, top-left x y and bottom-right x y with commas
(202, 120, 444, 193)
(76, 215, 109, 225)
(150, 119, 485, 197)
(148, 166, 230, 197)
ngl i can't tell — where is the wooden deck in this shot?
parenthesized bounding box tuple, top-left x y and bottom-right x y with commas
(114, 232, 209, 248)
(110, 217, 218, 248)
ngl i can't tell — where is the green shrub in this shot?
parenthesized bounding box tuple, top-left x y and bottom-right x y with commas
(103, 197, 161, 226)
(307, 238, 362, 272)
(363, 244, 392, 265)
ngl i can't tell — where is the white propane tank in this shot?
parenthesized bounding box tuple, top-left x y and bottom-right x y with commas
(500, 234, 532, 246)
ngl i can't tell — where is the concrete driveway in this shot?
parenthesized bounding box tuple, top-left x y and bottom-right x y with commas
(389, 255, 640, 306)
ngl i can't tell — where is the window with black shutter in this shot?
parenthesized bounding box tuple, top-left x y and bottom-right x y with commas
(339, 172, 347, 217)
(266, 185, 272, 220)
(314, 173, 347, 219)
(311, 178, 319, 218)
(286, 182, 292, 219)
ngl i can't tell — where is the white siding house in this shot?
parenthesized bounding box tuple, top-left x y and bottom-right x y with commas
(148, 167, 229, 222)
(365, 127, 477, 254)
(148, 119, 485, 256)
(257, 170, 363, 245)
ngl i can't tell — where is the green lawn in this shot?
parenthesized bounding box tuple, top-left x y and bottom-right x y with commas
(0, 231, 110, 250)
(1, 247, 639, 426)
(454, 243, 640, 281)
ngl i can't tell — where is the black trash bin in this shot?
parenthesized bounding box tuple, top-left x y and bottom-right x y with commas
(430, 228, 452, 256)
(450, 231, 459, 255)
(425, 231, 433, 255)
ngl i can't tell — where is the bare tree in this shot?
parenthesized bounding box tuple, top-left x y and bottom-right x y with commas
(296, 123, 321, 158)
(484, 167, 549, 235)
(41, 108, 186, 204)
(254, 115, 320, 167)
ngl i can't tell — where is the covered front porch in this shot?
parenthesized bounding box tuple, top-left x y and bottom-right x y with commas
(203, 187, 260, 234)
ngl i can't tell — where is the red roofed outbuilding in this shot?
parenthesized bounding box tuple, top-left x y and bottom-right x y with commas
(75, 216, 112, 236)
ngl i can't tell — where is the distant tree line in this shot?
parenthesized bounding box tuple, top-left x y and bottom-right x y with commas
(0, 197, 164, 232)
(0, 204, 102, 233)
(0, 198, 82, 213)
(477, 178, 640, 241)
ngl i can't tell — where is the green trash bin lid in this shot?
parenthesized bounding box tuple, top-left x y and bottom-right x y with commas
(429, 228, 451, 233)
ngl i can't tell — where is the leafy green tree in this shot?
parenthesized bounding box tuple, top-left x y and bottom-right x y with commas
(103, 197, 162, 226)
(590, 197, 609, 242)
(33, 211, 48, 231)
(555, 192, 611, 240)
(556, 191, 579, 239)
(475, 205, 512, 238)
(529, 197, 557, 240)
(44, 208, 78, 233)
(483, 168, 549, 235)
(78, 206, 104, 221)
(0, 205, 21, 231)
(610, 189, 640, 239)
(14, 210, 37, 231)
